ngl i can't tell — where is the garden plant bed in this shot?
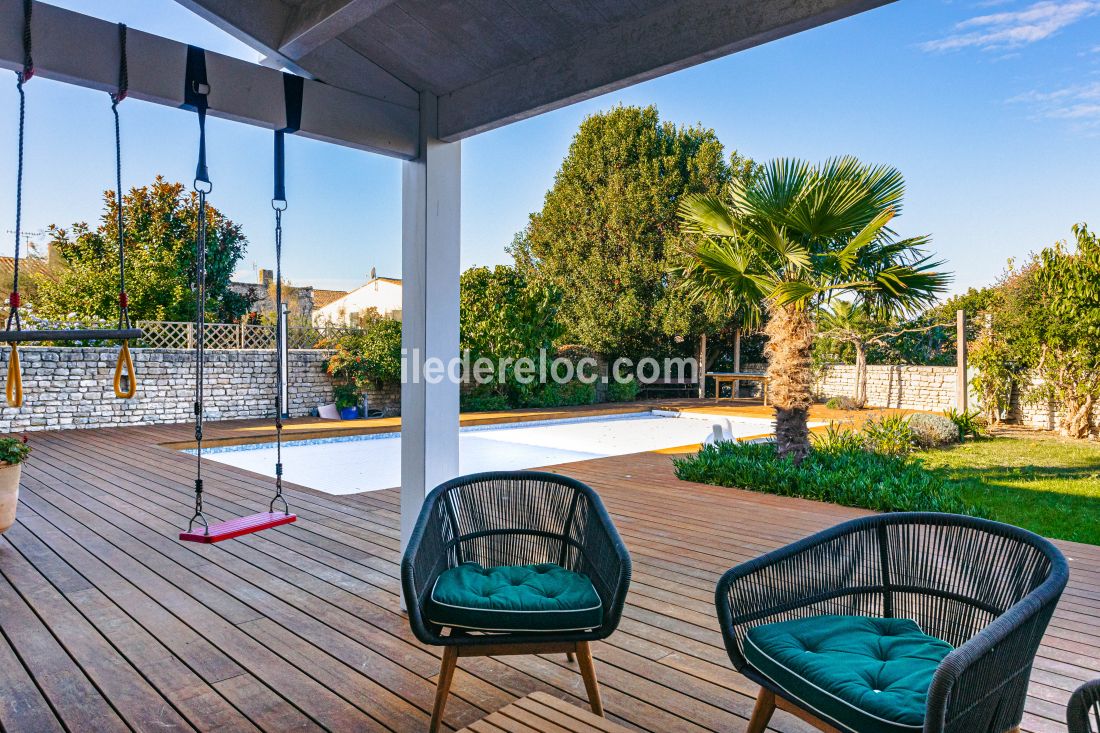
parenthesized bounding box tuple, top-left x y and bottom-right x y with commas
(676, 421, 1100, 546)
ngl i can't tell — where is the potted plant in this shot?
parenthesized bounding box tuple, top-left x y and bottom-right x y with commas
(333, 384, 361, 420)
(0, 435, 31, 534)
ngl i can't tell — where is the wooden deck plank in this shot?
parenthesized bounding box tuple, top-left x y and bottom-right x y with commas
(0, 545, 129, 732)
(0, 416, 1094, 732)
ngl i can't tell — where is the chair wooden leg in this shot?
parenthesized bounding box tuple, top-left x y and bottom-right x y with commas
(566, 651, 575, 662)
(430, 647, 458, 733)
(746, 687, 776, 733)
(575, 641, 603, 717)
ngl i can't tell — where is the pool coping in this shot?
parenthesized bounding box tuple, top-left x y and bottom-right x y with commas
(158, 400, 769, 450)
(183, 410, 781, 456)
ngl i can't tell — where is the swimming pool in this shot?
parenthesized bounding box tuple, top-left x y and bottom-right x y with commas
(196, 411, 776, 495)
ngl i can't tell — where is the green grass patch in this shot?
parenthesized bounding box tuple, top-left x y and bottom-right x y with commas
(918, 435, 1100, 545)
(674, 441, 977, 515)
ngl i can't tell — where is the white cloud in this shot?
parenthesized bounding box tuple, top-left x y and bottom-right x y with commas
(1009, 81, 1100, 131)
(921, 1, 1100, 52)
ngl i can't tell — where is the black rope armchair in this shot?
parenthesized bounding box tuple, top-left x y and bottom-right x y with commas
(1069, 679, 1100, 733)
(402, 471, 631, 732)
(715, 513, 1068, 733)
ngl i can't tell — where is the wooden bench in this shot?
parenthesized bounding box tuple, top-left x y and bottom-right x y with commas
(639, 375, 697, 399)
(707, 372, 769, 405)
(458, 691, 634, 733)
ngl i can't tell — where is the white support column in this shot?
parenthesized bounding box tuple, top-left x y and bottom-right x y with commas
(400, 92, 461, 563)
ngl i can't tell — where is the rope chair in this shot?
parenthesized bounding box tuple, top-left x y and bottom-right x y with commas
(1069, 679, 1100, 733)
(715, 513, 1068, 733)
(402, 471, 632, 733)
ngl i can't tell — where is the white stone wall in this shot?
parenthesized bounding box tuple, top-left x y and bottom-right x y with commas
(1010, 376, 1100, 434)
(814, 363, 1095, 433)
(815, 364, 958, 412)
(0, 347, 335, 432)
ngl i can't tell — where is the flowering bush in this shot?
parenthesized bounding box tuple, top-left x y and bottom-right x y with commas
(0, 435, 31, 465)
(320, 319, 402, 391)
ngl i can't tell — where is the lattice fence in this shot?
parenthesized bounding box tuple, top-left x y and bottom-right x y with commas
(135, 321, 359, 350)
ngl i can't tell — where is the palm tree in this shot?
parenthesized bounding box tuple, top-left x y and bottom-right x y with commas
(676, 157, 949, 462)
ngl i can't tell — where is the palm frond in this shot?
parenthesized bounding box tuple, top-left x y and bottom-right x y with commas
(677, 193, 738, 237)
(744, 219, 811, 270)
(831, 208, 896, 273)
(769, 280, 821, 309)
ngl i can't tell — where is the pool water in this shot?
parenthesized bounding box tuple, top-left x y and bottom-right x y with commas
(196, 411, 775, 495)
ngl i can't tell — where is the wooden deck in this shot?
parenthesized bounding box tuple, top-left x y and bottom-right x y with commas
(0, 419, 1096, 732)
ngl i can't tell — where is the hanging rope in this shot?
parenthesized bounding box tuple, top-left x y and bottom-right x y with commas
(269, 72, 302, 518)
(271, 198, 288, 515)
(6, 0, 33, 408)
(111, 23, 136, 400)
(179, 68, 299, 543)
(185, 46, 212, 535)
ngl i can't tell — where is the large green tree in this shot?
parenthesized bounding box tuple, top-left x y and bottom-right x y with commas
(34, 176, 252, 323)
(975, 225, 1100, 438)
(510, 105, 742, 357)
(460, 264, 564, 404)
(677, 157, 949, 462)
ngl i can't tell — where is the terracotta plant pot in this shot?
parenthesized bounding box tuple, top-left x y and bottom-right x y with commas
(0, 462, 21, 534)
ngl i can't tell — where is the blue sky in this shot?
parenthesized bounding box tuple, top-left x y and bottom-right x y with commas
(1, 0, 1098, 294)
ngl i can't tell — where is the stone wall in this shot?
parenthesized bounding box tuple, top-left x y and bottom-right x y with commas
(815, 364, 959, 412)
(1009, 376, 1100, 434)
(813, 363, 1097, 435)
(0, 347, 336, 433)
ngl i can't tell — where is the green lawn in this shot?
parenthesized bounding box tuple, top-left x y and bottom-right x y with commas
(917, 434, 1100, 545)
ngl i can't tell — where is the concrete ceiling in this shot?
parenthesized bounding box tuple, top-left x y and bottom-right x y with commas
(175, 0, 894, 142)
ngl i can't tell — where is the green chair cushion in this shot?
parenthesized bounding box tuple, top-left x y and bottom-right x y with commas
(426, 562, 603, 633)
(745, 615, 953, 733)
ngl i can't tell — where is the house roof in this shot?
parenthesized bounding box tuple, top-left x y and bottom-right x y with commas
(316, 276, 402, 314)
(0, 255, 57, 285)
(311, 288, 350, 309)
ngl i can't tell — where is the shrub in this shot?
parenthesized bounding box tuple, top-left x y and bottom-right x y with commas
(0, 435, 30, 465)
(332, 384, 360, 410)
(460, 391, 511, 413)
(525, 380, 597, 408)
(813, 422, 864, 453)
(824, 396, 862, 411)
(861, 414, 918, 456)
(908, 413, 960, 448)
(944, 408, 984, 441)
(674, 441, 978, 515)
(606, 377, 639, 403)
(320, 319, 402, 390)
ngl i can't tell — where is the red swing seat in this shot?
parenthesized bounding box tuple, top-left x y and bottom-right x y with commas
(179, 512, 297, 543)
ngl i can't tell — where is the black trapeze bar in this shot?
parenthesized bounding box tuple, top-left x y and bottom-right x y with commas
(0, 328, 144, 343)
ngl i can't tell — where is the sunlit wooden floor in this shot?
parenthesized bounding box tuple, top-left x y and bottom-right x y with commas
(0, 416, 1093, 731)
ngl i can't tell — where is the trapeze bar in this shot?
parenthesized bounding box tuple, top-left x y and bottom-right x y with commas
(0, 328, 145, 343)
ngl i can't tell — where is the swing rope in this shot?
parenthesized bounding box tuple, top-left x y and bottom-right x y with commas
(185, 45, 213, 536)
(269, 72, 302, 518)
(4, 11, 141, 408)
(111, 23, 136, 400)
(6, 0, 33, 408)
(271, 197, 288, 515)
(180, 57, 297, 543)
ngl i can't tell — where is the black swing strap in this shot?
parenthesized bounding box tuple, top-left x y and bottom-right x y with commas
(111, 24, 137, 400)
(270, 72, 303, 516)
(5, 0, 33, 408)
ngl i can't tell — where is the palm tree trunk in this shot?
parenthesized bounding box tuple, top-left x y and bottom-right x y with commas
(854, 341, 868, 409)
(765, 304, 815, 463)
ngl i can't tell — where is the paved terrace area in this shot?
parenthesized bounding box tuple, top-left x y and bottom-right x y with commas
(0, 403, 1095, 732)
